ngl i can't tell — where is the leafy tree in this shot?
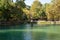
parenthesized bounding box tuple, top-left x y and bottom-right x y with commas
(0, 0, 27, 22)
(52, 0, 60, 20)
(46, 0, 60, 21)
(30, 0, 42, 19)
(45, 3, 54, 21)
(16, 0, 26, 8)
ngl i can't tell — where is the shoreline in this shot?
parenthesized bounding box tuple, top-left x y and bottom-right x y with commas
(37, 21, 60, 25)
(0, 20, 60, 25)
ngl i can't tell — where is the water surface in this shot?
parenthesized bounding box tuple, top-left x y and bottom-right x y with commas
(0, 24, 60, 40)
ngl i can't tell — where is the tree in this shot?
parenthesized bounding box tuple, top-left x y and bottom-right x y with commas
(52, 0, 60, 20)
(16, 0, 26, 8)
(46, 0, 60, 21)
(30, 0, 42, 19)
(0, 0, 27, 22)
(45, 3, 54, 21)
(0, 0, 12, 21)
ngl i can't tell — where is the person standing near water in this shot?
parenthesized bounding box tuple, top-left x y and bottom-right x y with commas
(31, 19, 33, 27)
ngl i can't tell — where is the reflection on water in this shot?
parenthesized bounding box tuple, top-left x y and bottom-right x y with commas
(24, 30, 32, 40)
(24, 24, 32, 40)
(32, 32, 47, 40)
(0, 24, 60, 40)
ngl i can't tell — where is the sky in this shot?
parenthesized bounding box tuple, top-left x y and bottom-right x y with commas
(13, 0, 51, 6)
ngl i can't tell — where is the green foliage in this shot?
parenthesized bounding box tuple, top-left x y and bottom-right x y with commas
(46, 0, 60, 21)
(0, 0, 27, 22)
(30, 0, 42, 19)
(16, 0, 26, 8)
(0, 0, 60, 24)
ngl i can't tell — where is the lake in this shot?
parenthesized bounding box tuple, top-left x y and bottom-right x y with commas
(0, 24, 60, 40)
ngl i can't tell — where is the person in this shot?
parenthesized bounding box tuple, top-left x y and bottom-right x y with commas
(30, 20, 33, 28)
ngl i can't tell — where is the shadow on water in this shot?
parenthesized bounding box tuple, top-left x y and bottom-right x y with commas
(0, 24, 32, 40)
(0, 24, 27, 29)
(0, 23, 36, 29)
(0, 31, 24, 40)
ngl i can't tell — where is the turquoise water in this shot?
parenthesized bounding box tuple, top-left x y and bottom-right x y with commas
(0, 24, 60, 40)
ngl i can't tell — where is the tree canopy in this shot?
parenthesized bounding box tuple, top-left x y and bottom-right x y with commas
(0, 0, 60, 24)
(30, 0, 42, 19)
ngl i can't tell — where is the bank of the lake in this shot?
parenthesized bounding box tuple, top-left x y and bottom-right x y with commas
(0, 20, 60, 25)
(37, 20, 60, 25)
